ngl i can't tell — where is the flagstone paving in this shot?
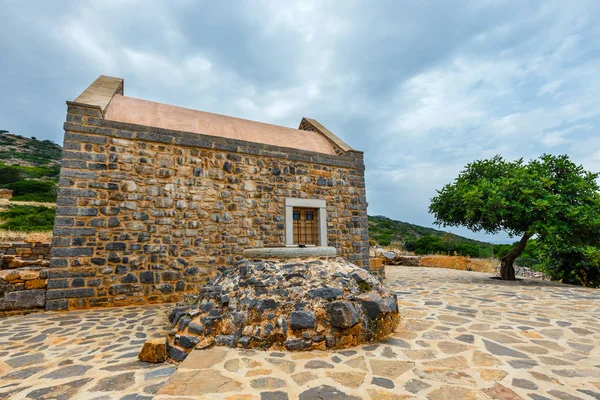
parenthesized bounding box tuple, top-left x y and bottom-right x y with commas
(0, 304, 174, 399)
(1, 266, 599, 399)
(156, 267, 600, 400)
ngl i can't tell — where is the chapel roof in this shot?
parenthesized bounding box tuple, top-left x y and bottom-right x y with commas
(71, 75, 355, 156)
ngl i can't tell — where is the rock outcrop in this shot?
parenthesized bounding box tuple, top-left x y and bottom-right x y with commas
(164, 258, 400, 361)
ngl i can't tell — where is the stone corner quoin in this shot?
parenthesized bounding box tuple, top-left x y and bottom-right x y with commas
(47, 76, 370, 311)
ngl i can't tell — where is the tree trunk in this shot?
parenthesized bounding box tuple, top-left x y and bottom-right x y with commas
(500, 232, 530, 281)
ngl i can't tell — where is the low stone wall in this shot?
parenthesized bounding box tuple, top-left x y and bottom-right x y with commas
(0, 243, 50, 314)
(372, 248, 421, 267)
(394, 255, 421, 267)
(0, 243, 51, 268)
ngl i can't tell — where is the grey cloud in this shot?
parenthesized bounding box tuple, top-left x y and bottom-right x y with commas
(1, 0, 599, 243)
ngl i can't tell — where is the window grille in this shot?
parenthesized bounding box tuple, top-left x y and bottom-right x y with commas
(292, 207, 319, 245)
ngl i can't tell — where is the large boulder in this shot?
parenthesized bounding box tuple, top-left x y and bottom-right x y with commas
(162, 258, 400, 361)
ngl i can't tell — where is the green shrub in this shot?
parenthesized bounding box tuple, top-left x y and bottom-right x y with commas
(0, 163, 60, 185)
(543, 245, 600, 288)
(477, 246, 494, 258)
(414, 236, 446, 255)
(0, 165, 23, 184)
(454, 243, 480, 257)
(403, 238, 417, 251)
(372, 233, 394, 246)
(0, 205, 55, 231)
(1, 180, 57, 202)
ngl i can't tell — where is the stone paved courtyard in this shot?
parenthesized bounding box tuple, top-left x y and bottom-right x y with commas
(0, 304, 174, 399)
(1, 266, 599, 399)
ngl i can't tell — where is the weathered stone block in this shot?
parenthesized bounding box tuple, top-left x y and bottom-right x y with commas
(51, 247, 94, 257)
(358, 293, 397, 320)
(106, 242, 126, 251)
(290, 311, 316, 330)
(326, 301, 360, 328)
(308, 287, 343, 300)
(139, 271, 155, 284)
(138, 338, 167, 363)
(188, 322, 205, 335)
(25, 279, 46, 290)
(166, 343, 188, 362)
(47, 279, 69, 289)
(0, 289, 45, 311)
(108, 284, 141, 295)
(285, 338, 312, 351)
(178, 335, 200, 349)
(46, 288, 95, 299)
(45, 299, 68, 311)
(215, 335, 236, 347)
(55, 207, 98, 217)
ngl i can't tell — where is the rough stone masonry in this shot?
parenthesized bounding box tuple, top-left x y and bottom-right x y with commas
(163, 257, 399, 362)
(47, 76, 369, 311)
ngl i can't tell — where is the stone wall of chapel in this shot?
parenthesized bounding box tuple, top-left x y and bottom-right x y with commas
(47, 105, 369, 310)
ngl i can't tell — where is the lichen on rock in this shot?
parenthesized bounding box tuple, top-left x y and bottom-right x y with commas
(164, 257, 400, 361)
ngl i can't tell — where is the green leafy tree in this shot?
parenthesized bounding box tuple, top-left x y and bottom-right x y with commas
(430, 154, 600, 280)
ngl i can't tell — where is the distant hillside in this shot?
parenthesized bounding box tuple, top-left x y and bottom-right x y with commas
(0, 130, 61, 167)
(0, 131, 61, 204)
(368, 215, 493, 252)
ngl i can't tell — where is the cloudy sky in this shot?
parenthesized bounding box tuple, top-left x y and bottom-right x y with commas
(1, 0, 599, 243)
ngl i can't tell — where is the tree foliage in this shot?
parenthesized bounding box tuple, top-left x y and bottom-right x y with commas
(430, 154, 600, 281)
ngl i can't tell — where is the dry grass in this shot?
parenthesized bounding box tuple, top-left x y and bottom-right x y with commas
(0, 199, 56, 209)
(419, 255, 498, 274)
(0, 230, 52, 243)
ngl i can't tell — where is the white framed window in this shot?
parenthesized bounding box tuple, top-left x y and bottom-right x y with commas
(285, 198, 327, 247)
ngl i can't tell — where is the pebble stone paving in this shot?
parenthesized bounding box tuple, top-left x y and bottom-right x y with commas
(1, 266, 599, 399)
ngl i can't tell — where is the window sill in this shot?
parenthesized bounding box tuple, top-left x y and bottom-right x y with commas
(243, 246, 337, 259)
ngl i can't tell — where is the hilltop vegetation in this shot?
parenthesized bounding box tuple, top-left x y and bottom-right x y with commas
(0, 130, 62, 166)
(0, 131, 60, 232)
(368, 215, 494, 258)
(0, 131, 60, 203)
